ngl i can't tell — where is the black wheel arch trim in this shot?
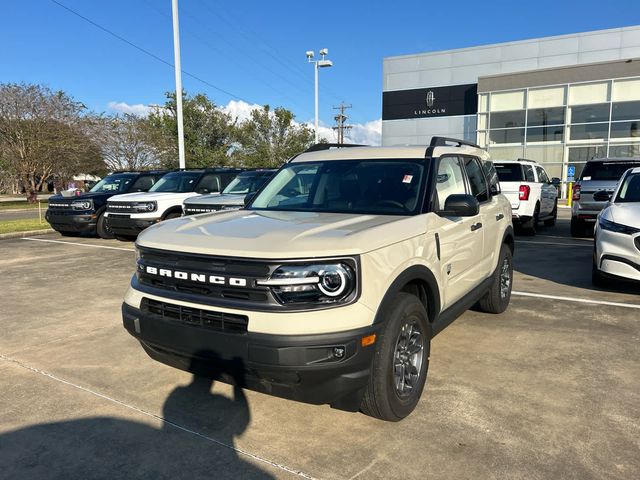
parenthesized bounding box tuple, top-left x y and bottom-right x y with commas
(162, 206, 184, 219)
(372, 265, 441, 327)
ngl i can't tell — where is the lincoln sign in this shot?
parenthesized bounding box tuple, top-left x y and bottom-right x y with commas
(382, 83, 478, 120)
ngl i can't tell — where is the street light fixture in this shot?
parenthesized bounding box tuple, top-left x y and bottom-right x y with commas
(307, 48, 333, 143)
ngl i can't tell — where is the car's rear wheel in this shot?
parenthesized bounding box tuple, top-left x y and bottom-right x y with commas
(96, 212, 114, 239)
(544, 201, 558, 226)
(360, 293, 430, 421)
(570, 218, 585, 237)
(478, 244, 513, 314)
(523, 204, 539, 235)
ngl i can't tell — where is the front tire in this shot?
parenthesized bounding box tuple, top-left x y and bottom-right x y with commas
(478, 244, 513, 314)
(96, 212, 114, 239)
(361, 293, 431, 422)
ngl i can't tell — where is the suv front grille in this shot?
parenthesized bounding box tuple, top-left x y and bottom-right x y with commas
(108, 202, 136, 213)
(141, 298, 248, 333)
(48, 201, 73, 210)
(183, 204, 221, 215)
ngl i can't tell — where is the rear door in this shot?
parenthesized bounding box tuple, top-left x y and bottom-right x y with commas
(535, 166, 556, 216)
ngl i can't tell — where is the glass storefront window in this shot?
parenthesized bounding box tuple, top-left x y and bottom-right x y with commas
(527, 126, 564, 143)
(489, 128, 525, 145)
(569, 123, 609, 141)
(568, 145, 607, 179)
(609, 143, 640, 158)
(490, 90, 525, 112)
(528, 86, 566, 108)
(490, 110, 525, 129)
(527, 107, 565, 127)
(569, 103, 610, 124)
(568, 81, 610, 105)
(612, 78, 640, 102)
(611, 101, 640, 122)
(610, 121, 640, 139)
(524, 145, 564, 179)
(487, 145, 524, 160)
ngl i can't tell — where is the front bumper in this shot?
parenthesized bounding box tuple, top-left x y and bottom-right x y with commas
(595, 229, 640, 282)
(107, 214, 159, 236)
(45, 210, 96, 233)
(122, 301, 378, 411)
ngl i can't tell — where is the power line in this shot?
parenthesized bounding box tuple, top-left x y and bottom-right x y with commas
(49, 0, 252, 103)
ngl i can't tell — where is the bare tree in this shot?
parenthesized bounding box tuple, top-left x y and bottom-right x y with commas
(0, 83, 103, 201)
(97, 114, 162, 171)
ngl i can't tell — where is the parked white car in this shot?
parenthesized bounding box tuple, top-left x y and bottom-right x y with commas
(592, 167, 640, 286)
(494, 159, 559, 235)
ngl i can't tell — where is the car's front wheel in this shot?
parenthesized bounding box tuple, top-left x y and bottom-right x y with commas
(361, 293, 431, 421)
(96, 212, 114, 239)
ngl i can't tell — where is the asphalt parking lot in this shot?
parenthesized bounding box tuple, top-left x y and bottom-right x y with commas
(1, 209, 639, 479)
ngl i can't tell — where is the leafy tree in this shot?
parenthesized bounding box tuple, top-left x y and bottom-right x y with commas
(0, 83, 103, 201)
(235, 105, 314, 168)
(144, 91, 236, 168)
(97, 114, 162, 171)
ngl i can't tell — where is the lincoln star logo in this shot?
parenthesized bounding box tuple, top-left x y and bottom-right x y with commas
(426, 90, 435, 108)
(140, 265, 247, 287)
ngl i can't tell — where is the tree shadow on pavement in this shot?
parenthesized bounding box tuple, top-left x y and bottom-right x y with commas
(0, 355, 275, 479)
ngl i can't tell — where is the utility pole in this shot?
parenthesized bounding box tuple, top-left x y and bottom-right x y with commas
(332, 103, 352, 144)
(172, 0, 185, 169)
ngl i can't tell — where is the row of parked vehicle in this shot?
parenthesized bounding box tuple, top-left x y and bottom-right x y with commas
(45, 168, 275, 240)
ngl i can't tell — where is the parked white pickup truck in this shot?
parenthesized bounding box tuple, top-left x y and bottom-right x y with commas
(494, 159, 559, 235)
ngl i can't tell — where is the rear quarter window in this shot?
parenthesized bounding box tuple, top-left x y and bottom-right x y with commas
(581, 161, 640, 181)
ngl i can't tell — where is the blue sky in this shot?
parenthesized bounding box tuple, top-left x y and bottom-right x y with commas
(2, 0, 640, 143)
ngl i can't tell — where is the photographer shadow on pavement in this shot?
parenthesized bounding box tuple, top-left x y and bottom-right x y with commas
(0, 353, 275, 479)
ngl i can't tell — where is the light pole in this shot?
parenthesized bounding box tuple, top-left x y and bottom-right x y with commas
(172, 0, 185, 169)
(306, 49, 333, 143)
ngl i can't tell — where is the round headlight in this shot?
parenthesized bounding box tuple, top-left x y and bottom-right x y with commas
(318, 266, 348, 297)
(145, 202, 155, 212)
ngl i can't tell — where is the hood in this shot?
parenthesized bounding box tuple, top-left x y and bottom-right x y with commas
(605, 202, 640, 227)
(137, 210, 427, 258)
(48, 191, 111, 202)
(108, 191, 197, 203)
(185, 193, 243, 206)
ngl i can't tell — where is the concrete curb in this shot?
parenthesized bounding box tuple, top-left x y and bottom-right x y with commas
(0, 229, 54, 240)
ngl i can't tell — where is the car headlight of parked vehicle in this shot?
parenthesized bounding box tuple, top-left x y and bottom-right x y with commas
(71, 200, 93, 210)
(257, 262, 357, 305)
(132, 201, 157, 213)
(599, 217, 640, 235)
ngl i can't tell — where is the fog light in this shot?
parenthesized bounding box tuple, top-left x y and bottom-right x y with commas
(333, 346, 345, 358)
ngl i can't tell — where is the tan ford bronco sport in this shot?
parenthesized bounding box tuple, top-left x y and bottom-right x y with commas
(122, 137, 514, 421)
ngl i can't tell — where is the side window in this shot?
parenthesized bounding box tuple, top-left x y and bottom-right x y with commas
(130, 176, 155, 192)
(435, 156, 466, 210)
(482, 160, 501, 195)
(463, 157, 489, 203)
(536, 167, 550, 183)
(523, 165, 535, 183)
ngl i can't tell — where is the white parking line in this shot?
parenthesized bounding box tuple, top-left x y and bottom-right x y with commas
(0, 353, 315, 479)
(22, 237, 134, 252)
(516, 240, 592, 248)
(512, 291, 640, 309)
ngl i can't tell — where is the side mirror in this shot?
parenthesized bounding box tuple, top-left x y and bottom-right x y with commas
(551, 177, 561, 186)
(244, 192, 256, 207)
(440, 194, 480, 217)
(593, 190, 612, 202)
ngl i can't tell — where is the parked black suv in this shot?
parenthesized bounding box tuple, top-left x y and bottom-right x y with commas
(45, 171, 167, 238)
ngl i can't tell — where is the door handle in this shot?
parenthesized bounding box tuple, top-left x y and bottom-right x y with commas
(470, 222, 483, 231)
(495, 213, 504, 221)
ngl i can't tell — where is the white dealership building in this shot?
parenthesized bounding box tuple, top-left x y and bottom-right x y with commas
(382, 26, 640, 186)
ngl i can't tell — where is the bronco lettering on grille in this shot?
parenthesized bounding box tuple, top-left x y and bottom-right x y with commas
(140, 264, 247, 287)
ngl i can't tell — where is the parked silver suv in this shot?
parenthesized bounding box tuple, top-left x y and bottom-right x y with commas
(571, 157, 640, 237)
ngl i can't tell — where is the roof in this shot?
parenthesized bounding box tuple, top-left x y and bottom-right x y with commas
(587, 157, 640, 162)
(292, 145, 488, 163)
(493, 159, 538, 164)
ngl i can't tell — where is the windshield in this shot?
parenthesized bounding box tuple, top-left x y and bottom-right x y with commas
(581, 161, 640, 181)
(615, 172, 640, 202)
(249, 160, 426, 215)
(223, 172, 273, 195)
(494, 163, 523, 182)
(89, 174, 136, 193)
(149, 171, 202, 193)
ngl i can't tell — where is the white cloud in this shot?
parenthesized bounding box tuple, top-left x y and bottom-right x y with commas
(222, 100, 262, 122)
(107, 101, 154, 117)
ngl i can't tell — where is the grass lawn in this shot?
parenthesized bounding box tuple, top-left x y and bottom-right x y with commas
(0, 200, 45, 211)
(0, 218, 50, 234)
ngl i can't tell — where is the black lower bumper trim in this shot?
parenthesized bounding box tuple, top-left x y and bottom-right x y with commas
(122, 302, 378, 411)
(45, 212, 96, 233)
(107, 215, 157, 236)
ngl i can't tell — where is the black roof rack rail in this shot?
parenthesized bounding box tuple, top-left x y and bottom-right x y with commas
(429, 137, 480, 149)
(303, 143, 368, 153)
